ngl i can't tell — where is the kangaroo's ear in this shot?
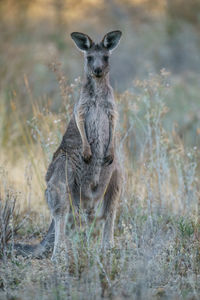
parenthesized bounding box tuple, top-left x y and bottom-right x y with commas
(102, 30, 122, 51)
(71, 32, 93, 51)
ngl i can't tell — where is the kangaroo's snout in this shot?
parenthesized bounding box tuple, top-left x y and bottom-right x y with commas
(94, 67, 103, 78)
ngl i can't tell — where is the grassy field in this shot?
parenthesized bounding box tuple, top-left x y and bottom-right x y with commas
(0, 68, 200, 299)
(1, 1, 200, 299)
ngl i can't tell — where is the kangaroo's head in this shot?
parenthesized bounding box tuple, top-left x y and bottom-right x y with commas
(71, 31, 122, 78)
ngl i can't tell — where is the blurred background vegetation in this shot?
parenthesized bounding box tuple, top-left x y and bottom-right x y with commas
(0, 0, 200, 213)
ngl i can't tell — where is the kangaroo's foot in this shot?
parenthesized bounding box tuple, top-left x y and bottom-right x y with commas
(101, 219, 115, 251)
(51, 216, 67, 262)
(101, 237, 114, 251)
(51, 239, 67, 262)
(101, 169, 122, 250)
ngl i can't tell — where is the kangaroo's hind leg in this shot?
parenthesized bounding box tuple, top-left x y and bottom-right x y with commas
(101, 168, 122, 249)
(45, 151, 69, 261)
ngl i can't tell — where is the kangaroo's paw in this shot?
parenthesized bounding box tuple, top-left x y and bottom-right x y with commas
(82, 145, 92, 163)
(103, 146, 114, 166)
(103, 155, 113, 166)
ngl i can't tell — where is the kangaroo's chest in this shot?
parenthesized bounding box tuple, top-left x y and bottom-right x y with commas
(85, 101, 110, 152)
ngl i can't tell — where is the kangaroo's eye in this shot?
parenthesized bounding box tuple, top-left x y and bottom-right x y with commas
(103, 56, 109, 62)
(87, 56, 93, 62)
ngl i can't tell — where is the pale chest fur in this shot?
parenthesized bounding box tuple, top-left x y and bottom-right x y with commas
(76, 93, 116, 157)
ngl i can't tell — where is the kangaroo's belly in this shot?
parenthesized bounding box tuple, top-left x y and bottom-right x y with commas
(64, 107, 112, 204)
(85, 105, 109, 156)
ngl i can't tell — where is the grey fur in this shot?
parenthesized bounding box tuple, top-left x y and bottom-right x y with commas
(15, 31, 122, 260)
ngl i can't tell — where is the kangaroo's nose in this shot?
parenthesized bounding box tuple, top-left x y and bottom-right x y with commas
(94, 67, 103, 77)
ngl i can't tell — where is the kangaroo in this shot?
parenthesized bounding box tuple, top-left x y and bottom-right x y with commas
(15, 31, 122, 260)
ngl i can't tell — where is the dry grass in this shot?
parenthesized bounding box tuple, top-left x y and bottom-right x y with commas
(0, 190, 22, 258)
(1, 1, 200, 298)
(0, 66, 200, 299)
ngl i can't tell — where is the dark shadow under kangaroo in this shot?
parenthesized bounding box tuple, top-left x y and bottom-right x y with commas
(14, 30, 122, 260)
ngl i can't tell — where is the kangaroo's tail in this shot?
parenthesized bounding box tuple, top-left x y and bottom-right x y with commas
(13, 219, 55, 258)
